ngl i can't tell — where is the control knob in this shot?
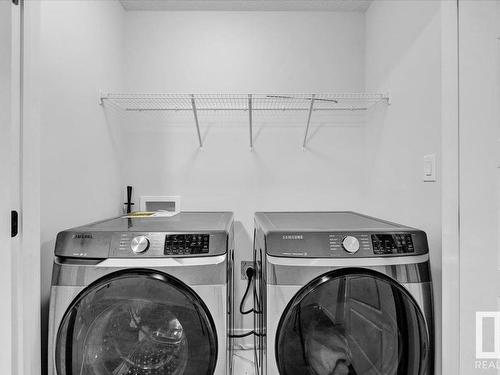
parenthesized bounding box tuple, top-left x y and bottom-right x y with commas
(342, 236, 360, 254)
(130, 235, 150, 253)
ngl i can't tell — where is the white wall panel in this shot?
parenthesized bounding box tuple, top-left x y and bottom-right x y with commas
(364, 1, 443, 373)
(0, 2, 13, 373)
(39, 1, 125, 372)
(124, 11, 365, 92)
(458, 1, 500, 373)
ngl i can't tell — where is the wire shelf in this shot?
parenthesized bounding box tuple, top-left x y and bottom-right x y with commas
(100, 93, 389, 112)
(99, 93, 390, 148)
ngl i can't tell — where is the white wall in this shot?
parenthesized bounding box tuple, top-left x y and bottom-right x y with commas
(0, 3, 13, 373)
(458, 1, 500, 373)
(364, 1, 442, 373)
(37, 3, 445, 365)
(440, 1, 459, 374)
(124, 11, 365, 92)
(39, 1, 125, 372)
(117, 10, 366, 337)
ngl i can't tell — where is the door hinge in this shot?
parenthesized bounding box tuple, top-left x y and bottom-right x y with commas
(11, 211, 18, 238)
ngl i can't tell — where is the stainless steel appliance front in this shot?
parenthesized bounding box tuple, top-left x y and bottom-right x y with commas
(48, 212, 234, 375)
(253, 211, 434, 375)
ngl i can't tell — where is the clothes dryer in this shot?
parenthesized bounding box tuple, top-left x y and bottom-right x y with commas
(253, 211, 433, 375)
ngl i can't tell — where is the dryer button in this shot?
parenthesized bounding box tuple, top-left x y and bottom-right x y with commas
(342, 236, 360, 254)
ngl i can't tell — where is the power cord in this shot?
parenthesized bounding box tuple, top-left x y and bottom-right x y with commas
(229, 330, 264, 338)
(240, 267, 257, 315)
(229, 266, 265, 339)
(229, 263, 265, 375)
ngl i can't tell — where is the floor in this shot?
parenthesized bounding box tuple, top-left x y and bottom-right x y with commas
(233, 349, 257, 375)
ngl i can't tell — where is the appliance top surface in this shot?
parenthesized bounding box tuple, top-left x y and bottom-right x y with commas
(55, 212, 234, 259)
(255, 211, 416, 233)
(255, 212, 428, 258)
(71, 211, 234, 233)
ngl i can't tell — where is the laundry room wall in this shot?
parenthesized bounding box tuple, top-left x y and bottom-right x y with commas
(457, 2, 500, 373)
(36, 0, 447, 365)
(113, 10, 367, 339)
(363, 1, 442, 373)
(39, 1, 125, 372)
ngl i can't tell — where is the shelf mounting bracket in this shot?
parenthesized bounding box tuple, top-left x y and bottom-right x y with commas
(385, 91, 392, 105)
(302, 94, 316, 149)
(99, 91, 107, 106)
(248, 94, 253, 150)
(190, 94, 203, 148)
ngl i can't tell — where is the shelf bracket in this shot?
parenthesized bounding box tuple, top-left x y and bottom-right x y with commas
(385, 91, 392, 105)
(190, 94, 203, 148)
(302, 94, 316, 149)
(99, 91, 107, 106)
(248, 94, 253, 150)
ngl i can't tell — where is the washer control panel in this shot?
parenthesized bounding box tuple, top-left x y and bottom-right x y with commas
(107, 232, 222, 257)
(164, 234, 210, 255)
(54, 213, 233, 259)
(114, 232, 164, 255)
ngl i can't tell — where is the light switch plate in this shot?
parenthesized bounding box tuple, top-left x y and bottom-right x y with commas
(423, 154, 436, 182)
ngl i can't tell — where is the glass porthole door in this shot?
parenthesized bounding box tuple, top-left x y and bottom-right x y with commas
(276, 269, 432, 375)
(56, 270, 217, 375)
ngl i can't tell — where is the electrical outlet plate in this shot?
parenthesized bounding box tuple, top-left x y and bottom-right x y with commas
(241, 261, 253, 280)
(140, 195, 181, 214)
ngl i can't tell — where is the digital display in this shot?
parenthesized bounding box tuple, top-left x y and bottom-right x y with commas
(371, 233, 414, 255)
(164, 234, 210, 255)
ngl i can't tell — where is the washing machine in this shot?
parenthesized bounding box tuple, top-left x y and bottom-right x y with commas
(253, 211, 434, 375)
(48, 211, 234, 375)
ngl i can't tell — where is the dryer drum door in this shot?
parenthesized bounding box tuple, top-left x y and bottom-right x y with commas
(55, 270, 217, 375)
(276, 268, 432, 375)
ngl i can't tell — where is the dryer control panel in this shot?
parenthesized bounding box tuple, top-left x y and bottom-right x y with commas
(264, 231, 427, 258)
(255, 212, 429, 258)
(371, 233, 414, 255)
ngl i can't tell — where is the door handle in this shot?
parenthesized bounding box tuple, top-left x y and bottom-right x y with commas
(11, 211, 18, 238)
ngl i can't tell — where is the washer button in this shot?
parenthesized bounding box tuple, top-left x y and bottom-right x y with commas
(130, 236, 150, 253)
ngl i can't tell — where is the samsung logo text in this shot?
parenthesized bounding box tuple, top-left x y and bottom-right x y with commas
(73, 233, 93, 239)
(282, 235, 303, 240)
